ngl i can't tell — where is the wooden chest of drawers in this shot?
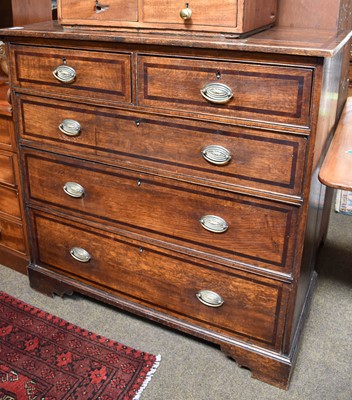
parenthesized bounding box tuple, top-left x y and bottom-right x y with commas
(1, 22, 351, 389)
(0, 75, 27, 272)
(57, 0, 278, 36)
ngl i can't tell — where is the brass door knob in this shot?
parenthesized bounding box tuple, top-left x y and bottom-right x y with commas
(180, 6, 192, 20)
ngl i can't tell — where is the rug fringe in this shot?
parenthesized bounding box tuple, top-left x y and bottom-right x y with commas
(133, 354, 161, 400)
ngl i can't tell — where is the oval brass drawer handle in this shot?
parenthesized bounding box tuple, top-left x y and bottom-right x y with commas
(200, 82, 233, 104)
(63, 182, 85, 198)
(53, 65, 76, 84)
(202, 145, 231, 165)
(200, 215, 228, 233)
(70, 247, 91, 263)
(59, 119, 81, 137)
(196, 290, 224, 308)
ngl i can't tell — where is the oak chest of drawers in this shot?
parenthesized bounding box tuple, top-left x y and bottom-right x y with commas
(1, 22, 351, 389)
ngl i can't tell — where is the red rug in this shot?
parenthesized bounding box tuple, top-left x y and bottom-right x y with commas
(0, 292, 160, 400)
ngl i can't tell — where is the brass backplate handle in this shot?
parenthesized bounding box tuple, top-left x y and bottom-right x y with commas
(202, 145, 231, 165)
(53, 65, 76, 84)
(201, 82, 233, 104)
(63, 182, 85, 198)
(200, 215, 228, 233)
(59, 119, 81, 137)
(70, 247, 91, 263)
(196, 290, 224, 307)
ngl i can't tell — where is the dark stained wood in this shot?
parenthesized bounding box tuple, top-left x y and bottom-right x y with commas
(0, 21, 350, 390)
(319, 97, 352, 190)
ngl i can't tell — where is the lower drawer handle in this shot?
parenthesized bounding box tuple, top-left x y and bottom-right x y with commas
(59, 119, 81, 137)
(200, 215, 228, 233)
(63, 182, 85, 198)
(70, 247, 91, 263)
(202, 145, 231, 165)
(196, 290, 224, 308)
(200, 82, 233, 104)
(53, 65, 76, 84)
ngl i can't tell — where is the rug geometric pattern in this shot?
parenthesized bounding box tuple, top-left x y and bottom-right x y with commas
(0, 291, 160, 400)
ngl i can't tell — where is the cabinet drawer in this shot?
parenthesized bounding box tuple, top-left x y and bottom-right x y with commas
(0, 116, 12, 149)
(138, 55, 313, 127)
(0, 217, 25, 253)
(59, 0, 138, 23)
(0, 186, 21, 219)
(19, 96, 307, 197)
(33, 210, 288, 349)
(10, 45, 132, 104)
(0, 150, 16, 187)
(142, 0, 238, 27)
(24, 150, 299, 275)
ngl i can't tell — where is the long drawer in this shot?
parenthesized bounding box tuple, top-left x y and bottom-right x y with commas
(32, 210, 289, 349)
(24, 149, 299, 275)
(9, 45, 132, 104)
(18, 95, 307, 198)
(138, 55, 314, 127)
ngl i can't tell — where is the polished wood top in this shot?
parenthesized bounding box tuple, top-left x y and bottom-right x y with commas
(319, 97, 352, 191)
(0, 21, 351, 57)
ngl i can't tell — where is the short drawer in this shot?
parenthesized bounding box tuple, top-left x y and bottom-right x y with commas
(0, 116, 12, 149)
(0, 150, 16, 187)
(24, 150, 299, 275)
(18, 96, 308, 198)
(33, 210, 289, 349)
(0, 185, 21, 219)
(10, 45, 132, 104)
(59, 0, 138, 23)
(0, 216, 25, 253)
(138, 55, 313, 127)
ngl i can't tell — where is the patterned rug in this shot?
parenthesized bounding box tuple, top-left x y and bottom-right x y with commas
(0, 292, 160, 400)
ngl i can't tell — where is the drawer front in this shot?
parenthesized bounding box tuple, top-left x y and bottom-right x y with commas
(25, 151, 298, 274)
(0, 150, 16, 187)
(138, 55, 313, 127)
(33, 210, 289, 348)
(0, 217, 25, 253)
(10, 45, 131, 103)
(0, 186, 21, 219)
(0, 117, 12, 149)
(19, 96, 307, 197)
(60, 0, 138, 22)
(142, 0, 237, 27)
